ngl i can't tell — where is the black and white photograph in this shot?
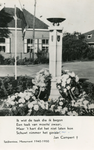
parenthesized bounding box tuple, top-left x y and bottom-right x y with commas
(0, 0, 94, 150)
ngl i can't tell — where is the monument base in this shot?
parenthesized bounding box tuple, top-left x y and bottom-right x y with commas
(49, 77, 60, 100)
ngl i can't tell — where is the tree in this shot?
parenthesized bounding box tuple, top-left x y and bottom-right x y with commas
(0, 8, 13, 38)
(62, 32, 89, 61)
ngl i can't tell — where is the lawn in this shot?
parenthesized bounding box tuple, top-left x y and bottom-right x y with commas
(0, 61, 94, 83)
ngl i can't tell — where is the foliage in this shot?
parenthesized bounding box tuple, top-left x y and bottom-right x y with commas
(4, 57, 15, 65)
(0, 54, 4, 64)
(87, 47, 94, 60)
(81, 81, 94, 102)
(62, 32, 93, 61)
(35, 51, 49, 64)
(0, 76, 33, 99)
(0, 55, 49, 65)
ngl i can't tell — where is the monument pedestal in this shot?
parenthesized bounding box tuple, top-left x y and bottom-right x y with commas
(49, 77, 60, 99)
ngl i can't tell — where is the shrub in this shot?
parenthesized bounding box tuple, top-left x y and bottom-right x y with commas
(0, 54, 4, 64)
(4, 57, 15, 65)
(0, 76, 33, 99)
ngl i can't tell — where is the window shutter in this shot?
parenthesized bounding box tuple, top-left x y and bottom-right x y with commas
(39, 39, 42, 51)
(5, 38, 10, 53)
(24, 39, 27, 53)
(34, 39, 38, 53)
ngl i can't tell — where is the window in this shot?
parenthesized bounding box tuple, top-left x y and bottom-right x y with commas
(0, 38, 10, 53)
(27, 39, 33, 52)
(0, 46, 5, 52)
(24, 39, 38, 53)
(0, 38, 5, 43)
(87, 34, 92, 39)
(42, 39, 49, 52)
(24, 38, 49, 54)
(42, 39, 49, 44)
(27, 39, 33, 44)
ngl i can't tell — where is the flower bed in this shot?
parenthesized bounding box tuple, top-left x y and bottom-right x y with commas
(0, 68, 94, 116)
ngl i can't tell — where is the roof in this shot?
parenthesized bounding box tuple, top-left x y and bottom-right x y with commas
(2, 7, 48, 29)
(83, 30, 94, 43)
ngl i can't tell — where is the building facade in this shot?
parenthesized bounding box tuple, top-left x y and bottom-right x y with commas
(83, 30, 94, 48)
(0, 7, 49, 59)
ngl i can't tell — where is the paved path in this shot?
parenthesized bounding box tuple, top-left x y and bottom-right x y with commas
(0, 61, 94, 83)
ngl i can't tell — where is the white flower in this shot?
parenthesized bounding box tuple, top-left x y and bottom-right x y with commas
(28, 102, 33, 109)
(74, 103, 80, 107)
(60, 107, 68, 114)
(14, 93, 19, 98)
(21, 99, 25, 104)
(32, 101, 37, 105)
(57, 106, 62, 110)
(50, 105, 55, 111)
(67, 111, 78, 116)
(45, 102, 48, 110)
(28, 109, 32, 113)
(15, 101, 18, 105)
(62, 74, 69, 80)
(75, 75, 79, 82)
(38, 82, 46, 87)
(73, 111, 78, 116)
(58, 85, 61, 89)
(60, 110, 66, 114)
(82, 91, 86, 95)
(32, 96, 36, 100)
(10, 95, 16, 101)
(52, 99, 57, 103)
(10, 101, 15, 106)
(40, 100, 45, 104)
(33, 85, 38, 90)
(88, 104, 94, 109)
(34, 104, 39, 111)
(25, 95, 30, 101)
(77, 98, 84, 103)
(55, 106, 62, 112)
(61, 81, 66, 87)
(71, 87, 75, 92)
(19, 104, 24, 107)
(70, 72, 75, 77)
(38, 101, 45, 109)
(60, 97, 65, 101)
(57, 78, 61, 84)
(66, 86, 70, 90)
(18, 92, 24, 98)
(44, 69, 50, 76)
(67, 111, 73, 116)
(63, 88, 67, 93)
(18, 98, 25, 104)
(64, 107, 68, 111)
(59, 101, 63, 106)
(67, 78, 71, 84)
(40, 87, 45, 91)
(71, 100, 75, 106)
(83, 100, 89, 105)
(28, 89, 35, 93)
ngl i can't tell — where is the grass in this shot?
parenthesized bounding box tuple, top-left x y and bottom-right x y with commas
(0, 61, 94, 83)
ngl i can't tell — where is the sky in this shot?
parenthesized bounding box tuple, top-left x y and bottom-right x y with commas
(0, 0, 94, 34)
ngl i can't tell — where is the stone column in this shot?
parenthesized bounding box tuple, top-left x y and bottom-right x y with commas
(49, 26, 63, 99)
